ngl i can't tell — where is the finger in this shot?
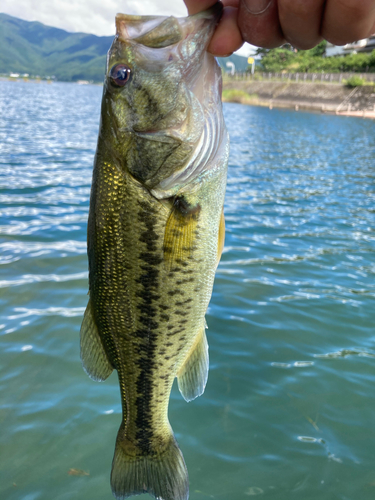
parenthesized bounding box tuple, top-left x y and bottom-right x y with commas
(278, 0, 325, 50)
(237, 0, 285, 48)
(184, 1, 243, 56)
(184, 0, 239, 15)
(183, 0, 218, 15)
(208, 6, 243, 55)
(322, 0, 375, 46)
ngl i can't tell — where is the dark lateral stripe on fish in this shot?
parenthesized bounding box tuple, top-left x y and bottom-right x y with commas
(134, 201, 162, 454)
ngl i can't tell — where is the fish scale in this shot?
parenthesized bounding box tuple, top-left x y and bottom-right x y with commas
(80, 4, 229, 500)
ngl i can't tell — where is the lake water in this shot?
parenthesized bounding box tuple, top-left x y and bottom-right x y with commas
(1, 80, 375, 500)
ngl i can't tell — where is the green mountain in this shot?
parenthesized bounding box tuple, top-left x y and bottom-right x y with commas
(0, 13, 112, 81)
(0, 12, 248, 82)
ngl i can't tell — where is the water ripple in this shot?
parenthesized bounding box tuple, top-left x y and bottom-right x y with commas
(1, 83, 375, 500)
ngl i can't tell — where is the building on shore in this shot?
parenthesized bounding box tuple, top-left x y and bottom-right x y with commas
(326, 36, 375, 57)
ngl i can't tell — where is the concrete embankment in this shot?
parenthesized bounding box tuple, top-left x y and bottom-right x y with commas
(222, 80, 375, 119)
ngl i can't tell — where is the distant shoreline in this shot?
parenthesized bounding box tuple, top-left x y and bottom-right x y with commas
(0, 76, 104, 86)
(3, 77, 375, 120)
(222, 80, 375, 119)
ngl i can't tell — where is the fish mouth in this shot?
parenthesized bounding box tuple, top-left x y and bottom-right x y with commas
(193, 2, 223, 24)
(115, 3, 223, 48)
(133, 118, 190, 144)
(134, 130, 182, 144)
(110, 4, 224, 191)
(132, 99, 202, 145)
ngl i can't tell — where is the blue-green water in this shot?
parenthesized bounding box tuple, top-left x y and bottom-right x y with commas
(1, 80, 375, 500)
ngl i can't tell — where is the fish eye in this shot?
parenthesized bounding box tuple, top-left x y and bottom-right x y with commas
(109, 63, 131, 87)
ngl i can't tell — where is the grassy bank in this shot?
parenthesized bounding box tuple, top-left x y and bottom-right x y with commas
(222, 89, 258, 104)
(222, 80, 375, 118)
(257, 43, 375, 73)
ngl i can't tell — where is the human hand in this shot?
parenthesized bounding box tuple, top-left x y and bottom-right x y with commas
(184, 0, 375, 55)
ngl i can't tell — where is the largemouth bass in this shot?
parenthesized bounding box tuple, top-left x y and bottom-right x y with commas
(80, 3, 229, 499)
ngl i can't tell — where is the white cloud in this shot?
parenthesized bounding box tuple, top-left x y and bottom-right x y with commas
(0, 0, 253, 58)
(235, 43, 257, 57)
(0, 0, 187, 36)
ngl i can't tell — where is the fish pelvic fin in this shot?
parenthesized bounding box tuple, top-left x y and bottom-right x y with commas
(80, 299, 113, 382)
(177, 326, 209, 402)
(111, 426, 189, 500)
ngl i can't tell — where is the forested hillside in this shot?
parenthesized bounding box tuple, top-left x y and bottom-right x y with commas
(0, 13, 248, 82)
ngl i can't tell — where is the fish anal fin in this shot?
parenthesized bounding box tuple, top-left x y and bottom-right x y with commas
(217, 208, 225, 267)
(80, 299, 113, 382)
(163, 195, 200, 270)
(177, 327, 209, 402)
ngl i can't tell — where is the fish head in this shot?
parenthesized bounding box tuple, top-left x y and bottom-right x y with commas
(100, 3, 224, 191)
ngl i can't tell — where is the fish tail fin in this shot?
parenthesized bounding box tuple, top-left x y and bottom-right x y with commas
(111, 425, 189, 500)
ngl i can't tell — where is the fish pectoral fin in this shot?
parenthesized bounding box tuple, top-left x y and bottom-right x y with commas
(217, 208, 225, 267)
(177, 326, 209, 402)
(163, 195, 200, 270)
(80, 299, 114, 382)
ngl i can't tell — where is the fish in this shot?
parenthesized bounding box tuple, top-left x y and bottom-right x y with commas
(80, 3, 229, 500)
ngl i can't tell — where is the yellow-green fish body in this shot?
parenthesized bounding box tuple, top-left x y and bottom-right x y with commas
(80, 5, 228, 500)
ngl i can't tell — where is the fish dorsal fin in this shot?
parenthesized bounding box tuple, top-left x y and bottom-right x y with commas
(80, 299, 114, 382)
(177, 327, 209, 402)
(163, 195, 200, 270)
(217, 209, 225, 267)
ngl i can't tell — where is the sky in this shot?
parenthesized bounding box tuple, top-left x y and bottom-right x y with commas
(0, 0, 254, 56)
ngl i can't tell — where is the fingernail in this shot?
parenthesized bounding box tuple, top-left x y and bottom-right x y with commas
(243, 0, 272, 15)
